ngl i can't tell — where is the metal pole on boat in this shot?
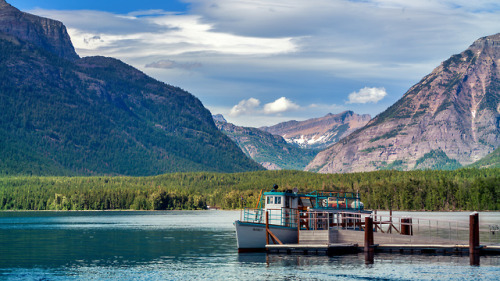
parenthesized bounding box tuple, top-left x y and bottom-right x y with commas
(266, 211, 270, 246)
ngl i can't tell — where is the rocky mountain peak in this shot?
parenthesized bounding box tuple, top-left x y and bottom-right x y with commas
(212, 114, 227, 123)
(261, 111, 371, 150)
(469, 33, 500, 50)
(306, 33, 500, 173)
(0, 0, 79, 60)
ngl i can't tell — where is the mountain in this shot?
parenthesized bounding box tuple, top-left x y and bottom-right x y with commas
(212, 114, 227, 123)
(214, 117, 318, 170)
(0, 1, 262, 176)
(0, 0, 78, 60)
(260, 111, 371, 150)
(468, 147, 500, 168)
(306, 34, 500, 173)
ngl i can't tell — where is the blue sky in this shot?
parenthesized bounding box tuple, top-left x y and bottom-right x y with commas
(8, 0, 500, 126)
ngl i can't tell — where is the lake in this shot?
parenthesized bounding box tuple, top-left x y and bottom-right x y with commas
(0, 211, 499, 280)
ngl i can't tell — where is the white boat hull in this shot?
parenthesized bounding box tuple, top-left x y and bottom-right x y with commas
(234, 220, 298, 251)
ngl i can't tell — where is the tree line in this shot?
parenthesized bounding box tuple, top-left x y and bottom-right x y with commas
(0, 168, 498, 211)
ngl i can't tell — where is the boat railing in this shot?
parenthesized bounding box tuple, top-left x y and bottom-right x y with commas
(298, 211, 369, 231)
(296, 211, 499, 246)
(241, 207, 265, 224)
(241, 207, 299, 228)
(372, 213, 500, 246)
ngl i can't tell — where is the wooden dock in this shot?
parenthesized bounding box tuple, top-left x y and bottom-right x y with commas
(264, 212, 500, 264)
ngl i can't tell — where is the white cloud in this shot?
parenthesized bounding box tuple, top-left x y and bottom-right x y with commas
(346, 87, 388, 104)
(229, 98, 261, 117)
(34, 9, 296, 59)
(228, 97, 300, 117)
(263, 97, 300, 114)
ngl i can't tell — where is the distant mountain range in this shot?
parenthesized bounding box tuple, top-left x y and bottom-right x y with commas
(0, 0, 262, 176)
(1, 0, 498, 176)
(306, 34, 500, 173)
(214, 116, 317, 170)
(260, 111, 371, 150)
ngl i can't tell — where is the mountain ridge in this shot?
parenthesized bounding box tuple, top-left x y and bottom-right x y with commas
(0, 1, 262, 176)
(214, 116, 318, 170)
(260, 111, 371, 150)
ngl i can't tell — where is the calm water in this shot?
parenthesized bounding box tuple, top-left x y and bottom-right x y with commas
(0, 211, 499, 280)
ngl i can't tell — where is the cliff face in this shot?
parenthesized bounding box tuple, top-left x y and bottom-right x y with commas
(0, 0, 78, 60)
(260, 111, 371, 150)
(306, 34, 500, 173)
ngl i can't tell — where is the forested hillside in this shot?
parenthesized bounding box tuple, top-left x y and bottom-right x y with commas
(0, 36, 263, 176)
(468, 147, 500, 168)
(0, 2, 262, 176)
(1, 168, 498, 211)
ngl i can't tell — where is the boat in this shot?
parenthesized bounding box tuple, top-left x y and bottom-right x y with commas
(234, 185, 371, 252)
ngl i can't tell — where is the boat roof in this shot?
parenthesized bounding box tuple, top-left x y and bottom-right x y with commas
(263, 190, 361, 199)
(263, 190, 301, 197)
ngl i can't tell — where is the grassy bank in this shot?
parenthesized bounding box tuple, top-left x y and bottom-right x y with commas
(0, 169, 498, 211)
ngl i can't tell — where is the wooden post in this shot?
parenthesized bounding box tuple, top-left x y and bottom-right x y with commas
(265, 210, 283, 245)
(389, 209, 392, 234)
(266, 211, 270, 246)
(364, 216, 374, 253)
(364, 251, 374, 265)
(401, 218, 412, 235)
(469, 212, 479, 255)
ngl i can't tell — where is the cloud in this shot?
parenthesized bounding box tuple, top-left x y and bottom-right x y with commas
(263, 97, 300, 114)
(346, 87, 388, 104)
(26, 1, 500, 127)
(229, 97, 300, 117)
(145, 59, 202, 70)
(34, 9, 296, 59)
(229, 98, 261, 117)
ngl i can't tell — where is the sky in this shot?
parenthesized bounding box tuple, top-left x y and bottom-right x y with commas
(8, 0, 500, 127)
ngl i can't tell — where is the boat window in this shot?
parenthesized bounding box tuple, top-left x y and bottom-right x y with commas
(300, 197, 312, 207)
(274, 196, 281, 205)
(267, 196, 273, 204)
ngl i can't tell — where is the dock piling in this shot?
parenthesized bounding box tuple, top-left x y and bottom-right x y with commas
(469, 212, 479, 255)
(401, 218, 412, 236)
(364, 216, 374, 253)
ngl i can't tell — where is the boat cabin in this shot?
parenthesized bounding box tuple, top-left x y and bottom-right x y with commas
(263, 189, 299, 211)
(262, 186, 364, 212)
